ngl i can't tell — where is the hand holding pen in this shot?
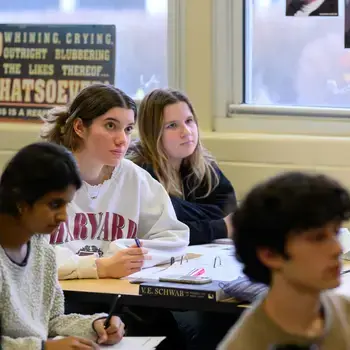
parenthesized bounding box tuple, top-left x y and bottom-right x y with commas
(134, 237, 142, 248)
(89, 295, 125, 345)
(95, 237, 149, 278)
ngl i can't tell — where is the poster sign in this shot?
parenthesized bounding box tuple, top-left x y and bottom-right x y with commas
(286, 0, 338, 16)
(346, 0, 350, 48)
(0, 24, 116, 121)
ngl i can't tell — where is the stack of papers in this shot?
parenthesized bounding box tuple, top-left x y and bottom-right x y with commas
(127, 243, 242, 282)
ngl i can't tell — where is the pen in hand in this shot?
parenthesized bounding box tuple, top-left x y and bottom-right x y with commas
(134, 237, 141, 248)
(103, 294, 122, 329)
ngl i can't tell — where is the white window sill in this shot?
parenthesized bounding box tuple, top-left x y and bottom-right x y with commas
(214, 104, 350, 137)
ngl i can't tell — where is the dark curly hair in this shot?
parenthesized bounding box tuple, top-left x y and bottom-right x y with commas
(232, 172, 350, 285)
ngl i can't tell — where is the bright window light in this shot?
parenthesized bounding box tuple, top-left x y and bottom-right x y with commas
(146, 0, 167, 15)
(60, 0, 77, 14)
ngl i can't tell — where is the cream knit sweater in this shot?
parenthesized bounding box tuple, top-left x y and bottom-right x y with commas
(0, 235, 106, 349)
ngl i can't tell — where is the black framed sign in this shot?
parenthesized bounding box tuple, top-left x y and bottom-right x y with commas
(346, 0, 350, 48)
(286, 0, 338, 17)
(0, 24, 116, 120)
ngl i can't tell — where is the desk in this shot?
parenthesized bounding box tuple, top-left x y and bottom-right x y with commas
(61, 244, 244, 314)
(61, 278, 242, 314)
(61, 259, 350, 315)
(61, 279, 139, 295)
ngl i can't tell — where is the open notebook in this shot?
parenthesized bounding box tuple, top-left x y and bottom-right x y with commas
(127, 244, 242, 282)
(54, 337, 165, 349)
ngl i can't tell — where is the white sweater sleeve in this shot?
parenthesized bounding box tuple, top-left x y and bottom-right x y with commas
(48, 270, 107, 339)
(137, 180, 189, 246)
(54, 245, 99, 280)
(2, 336, 43, 350)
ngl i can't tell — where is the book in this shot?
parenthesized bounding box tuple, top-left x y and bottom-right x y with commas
(139, 280, 229, 302)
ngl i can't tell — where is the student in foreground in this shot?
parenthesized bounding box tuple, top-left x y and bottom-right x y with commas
(0, 142, 124, 349)
(40, 83, 189, 281)
(128, 88, 237, 245)
(218, 172, 350, 350)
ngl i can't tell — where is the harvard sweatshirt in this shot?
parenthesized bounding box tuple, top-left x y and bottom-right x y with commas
(49, 159, 190, 280)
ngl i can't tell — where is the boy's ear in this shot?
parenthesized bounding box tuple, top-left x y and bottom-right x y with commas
(257, 247, 285, 271)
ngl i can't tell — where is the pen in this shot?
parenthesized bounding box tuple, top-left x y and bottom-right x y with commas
(103, 294, 122, 329)
(134, 237, 141, 248)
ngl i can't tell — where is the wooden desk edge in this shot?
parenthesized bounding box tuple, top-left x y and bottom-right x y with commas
(60, 278, 139, 296)
(60, 279, 252, 310)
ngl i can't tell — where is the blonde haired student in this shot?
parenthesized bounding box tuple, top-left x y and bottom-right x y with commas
(128, 88, 237, 245)
(40, 83, 189, 282)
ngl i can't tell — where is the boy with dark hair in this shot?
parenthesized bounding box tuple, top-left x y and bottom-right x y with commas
(218, 172, 350, 350)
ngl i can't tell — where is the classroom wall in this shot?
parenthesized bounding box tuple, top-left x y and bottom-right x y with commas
(1, 0, 350, 211)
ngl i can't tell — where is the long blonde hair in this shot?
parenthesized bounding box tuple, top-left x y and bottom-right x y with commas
(129, 88, 219, 198)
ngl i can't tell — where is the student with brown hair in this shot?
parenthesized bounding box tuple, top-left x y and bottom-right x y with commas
(40, 83, 189, 281)
(219, 172, 350, 349)
(128, 88, 238, 349)
(128, 88, 237, 246)
(40, 83, 188, 349)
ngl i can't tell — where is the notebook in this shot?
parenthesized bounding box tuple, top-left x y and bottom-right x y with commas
(128, 243, 242, 282)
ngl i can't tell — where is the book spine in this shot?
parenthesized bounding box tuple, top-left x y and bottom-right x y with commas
(139, 285, 218, 302)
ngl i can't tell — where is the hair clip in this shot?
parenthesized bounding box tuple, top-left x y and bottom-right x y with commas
(180, 255, 189, 265)
(65, 113, 75, 125)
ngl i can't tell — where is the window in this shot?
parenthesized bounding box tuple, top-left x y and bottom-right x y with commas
(212, 0, 350, 136)
(78, 0, 146, 10)
(0, 0, 169, 98)
(246, 0, 349, 108)
(0, 0, 58, 11)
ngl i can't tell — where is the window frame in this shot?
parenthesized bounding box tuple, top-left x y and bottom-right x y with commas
(212, 0, 350, 136)
(133, 0, 185, 106)
(167, 0, 186, 93)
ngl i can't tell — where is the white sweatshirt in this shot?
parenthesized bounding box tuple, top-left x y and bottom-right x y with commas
(0, 235, 106, 350)
(50, 159, 190, 280)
